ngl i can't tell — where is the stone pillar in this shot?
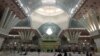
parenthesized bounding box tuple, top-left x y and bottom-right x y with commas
(0, 37, 5, 49)
(94, 39, 100, 52)
(92, 35, 100, 52)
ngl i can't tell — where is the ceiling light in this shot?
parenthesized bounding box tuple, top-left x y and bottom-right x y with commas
(71, 8, 75, 14)
(35, 6, 64, 16)
(24, 7, 28, 13)
(67, 38, 70, 41)
(41, 0, 56, 4)
(46, 28, 53, 35)
(18, 0, 23, 7)
(14, 42, 17, 45)
(83, 43, 85, 45)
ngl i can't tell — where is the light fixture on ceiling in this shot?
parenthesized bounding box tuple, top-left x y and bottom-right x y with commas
(71, 8, 75, 14)
(17, 0, 23, 7)
(46, 28, 53, 35)
(67, 38, 70, 41)
(83, 43, 85, 45)
(41, 0, 56, 5)
(35, 6, 64, 16)
(34, 0, 64, 16)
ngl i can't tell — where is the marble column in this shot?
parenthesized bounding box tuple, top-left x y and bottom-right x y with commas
(92, 35, 100, 52)
(0, 37, 4, 49)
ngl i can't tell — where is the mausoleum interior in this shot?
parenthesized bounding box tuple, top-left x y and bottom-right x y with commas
(0, 0, 100, 56)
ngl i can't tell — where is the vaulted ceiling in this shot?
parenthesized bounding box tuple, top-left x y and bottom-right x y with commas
(74, 0, 100, 19)
(0, 0, 26, 19)
(0, 0, 97, 36)
(15, 0, 85, 30)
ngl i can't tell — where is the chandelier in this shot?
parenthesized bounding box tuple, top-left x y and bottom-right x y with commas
(35, 0, 64, 16)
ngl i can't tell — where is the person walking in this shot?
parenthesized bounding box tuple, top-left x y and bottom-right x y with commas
(64, 52, 67, 56)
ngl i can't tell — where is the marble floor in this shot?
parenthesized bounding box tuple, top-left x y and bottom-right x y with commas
(0, 51, 99, 56)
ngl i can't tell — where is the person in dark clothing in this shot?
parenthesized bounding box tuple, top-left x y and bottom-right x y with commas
(90, 53, 92, 56)
(19, 46, 24, 55)
(23, 47, 28, 55)
(57, 53, 62, 56)
(23, 51, 27, 55)
(86, 52, 89, 56)
(69, 53, 72, 56)
(64, 52, 67, 56)
(37, 49, 41, 56)
(37, 49, 41, 52)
